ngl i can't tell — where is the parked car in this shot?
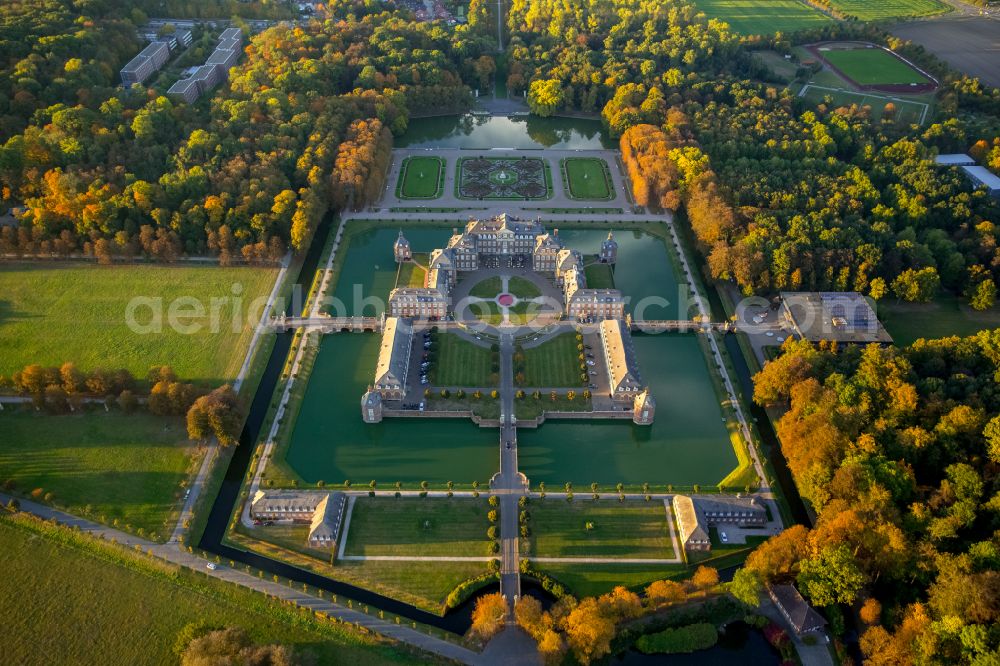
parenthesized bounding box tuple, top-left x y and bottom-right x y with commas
(589, 371, 597, 376)
(589, 383, 597, 389)
(720, 531, 729, 543)
(206, 562, 218, 571)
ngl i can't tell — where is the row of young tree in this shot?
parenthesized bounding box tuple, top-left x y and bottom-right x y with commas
(742, 333, 1000, 663)
(4, 362, 243, 446)
(1, 5, 479, 258)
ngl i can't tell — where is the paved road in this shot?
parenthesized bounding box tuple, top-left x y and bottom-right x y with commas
(496, 332, 522, 615)
(1, 493, 479, 665)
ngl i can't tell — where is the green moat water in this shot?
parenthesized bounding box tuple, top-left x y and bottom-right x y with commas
(518, 334, 736, 486)
(326, 226, 687, 320)
(284, 334, 499, 485)
(399, 114, 613, 150)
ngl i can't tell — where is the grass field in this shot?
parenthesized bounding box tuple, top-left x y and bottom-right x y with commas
(535, 563, 687, 598)
(234, 524, 485, 614)
(342, 497, 491, 557)
(584, 263, 615, 289)
(690, 0, 831, 35)
(397, 156, 444, 199)
(827, 0, 949, 20)
(797, 84, 930, 124)
(433, 333, 495, 386)
(526, 500, 677, 559)
(562, 158, 614, 200)
(821, 47, 931, 85)
(469, 276, 502, 298)
(0, 411, 198, 537)
(879, 296, 1000, 346)
(522, 333, 584, 387)
(2, 516, 415, 666)
(0, 262, 277, 385)
(508, 276, 541, 299)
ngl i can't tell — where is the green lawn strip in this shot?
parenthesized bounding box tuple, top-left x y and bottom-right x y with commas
(0, 262, 278, 386)
(507, 276, 541, 299)
(396, 156, 444, 199)
(424, 393, 502, 419)
(532, 562, 688, 599)
(562, 158, 614, 200)
(229, 523, 485, 615)
(583, 262, 615, 289)
(508, 300, 542, 325)
(1, 514, 419, 666)
(821, 48, 931, 85)
(396, 256, 428, 288)
(522, 333, 586, 387)
(343, 497, 491, 557)
(879, 295, 1000, 346)
(515, 394, 592, 419)
(431, 333, 494, 386)
(0, 410, 199, 539)
(471, 300, 503, 325)
(688, 0, 831, 35)
(468, 275, 503, 298)
(826, 0, 949, 20)
(525, 499, 676, 559)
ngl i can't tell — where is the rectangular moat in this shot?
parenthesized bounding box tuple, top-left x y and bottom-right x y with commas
(274, 220, 743, 487)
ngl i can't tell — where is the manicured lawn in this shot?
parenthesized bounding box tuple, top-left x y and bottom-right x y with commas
(826, 0, 949, 20)
(535, 562, 687, 598)
(527, 500, 677, 559)
(584, 263, 615, 289)
(522, 333, 585, 387)
(515, 394, 592, 419)
(432, 333, 495, 386)
(0, 410, 198, 538)
(508, 300, 541, 325)
(508, 276, 541, 299)
(821, 47, 931, 85)
(689, 0, 831, 35)
(879, 296, 1000, 346)
(397, 156, 443, 199)
(563, 158, 613, 200)
(469, 276, 503, 298)
(470, 300, 503, 325)
(0, 262, 277, 385)
(1, 516, 416, 666)
(234, 524, 485, 614)
(396, 258, 427, 288)
(342, 497, 491, 557)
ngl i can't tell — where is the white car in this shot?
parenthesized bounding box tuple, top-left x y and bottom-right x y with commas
(206, 562, 218, 571)
(720, 531, 729, 543)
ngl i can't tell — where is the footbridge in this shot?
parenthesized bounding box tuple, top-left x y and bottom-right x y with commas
(271, 315, 383, 333)
(630, 319, 733, 333)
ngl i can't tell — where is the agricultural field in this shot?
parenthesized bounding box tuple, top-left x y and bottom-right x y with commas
(396, 156, 444, 199)
(521, 333, 585, 387)
(432, 333, 495, 387)
(0, 516, 415, 666)
(690, 0, 831, 35)
(562, 158, 614, 200)
(891, 17, 1000, 88)
(526, 500, 678, 560)
(342, 497, 491, 557)
(826, 0, 949, 21)
(0, 411, 198, 538)
(819, 46, 931, 85)
(0, 262, 278, 385)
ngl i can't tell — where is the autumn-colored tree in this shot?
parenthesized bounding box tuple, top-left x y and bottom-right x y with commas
(561, 597, 616, 665)
(645, 579, 686, 607)
(690, 566, 719, 595)
(860, 598, 882, 626)
(470, 592, 507, 642)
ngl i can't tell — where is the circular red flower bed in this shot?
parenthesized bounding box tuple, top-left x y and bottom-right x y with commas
(498, 294, 514, 306)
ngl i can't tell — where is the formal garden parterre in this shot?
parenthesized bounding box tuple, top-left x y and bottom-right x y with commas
(456, 156, 552, 200)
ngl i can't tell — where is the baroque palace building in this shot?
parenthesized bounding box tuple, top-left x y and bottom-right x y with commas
(388, 214, 624, 321)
